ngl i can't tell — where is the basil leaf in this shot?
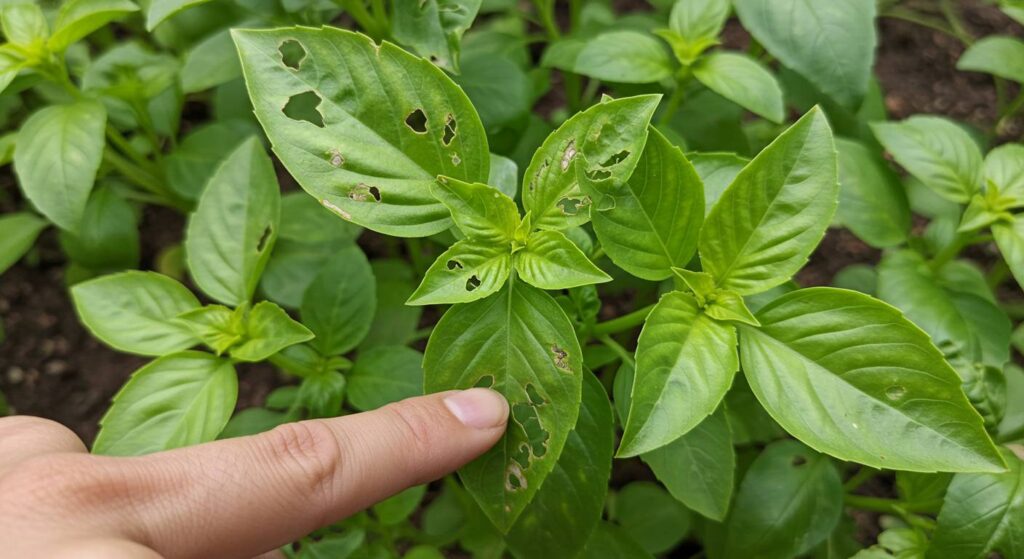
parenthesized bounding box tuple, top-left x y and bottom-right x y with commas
(664, 0, 730, 64)
(957, 36, 1024, 84)
(984, 143, 1024, 207)
(390, 0, 481, 72)
(700, 107, 838, 295)
(279, 191, 361, 244)
(523, 95, 660, 231)
(516, 230, 611, 290)
(456, 54, 532, 130)
(733, 0, 876, 109)
(164, 119, 257, 201)
(373, 485, 427, 526)
(185, 137, 280, 306)
(181, 27, 241, 93)
(233, 27, 489, 237)
(432, 177, 520, 243)
(424, 280, 583, 531)
(93, 351, 237, 456)
(14, 100, 106, 233)
(507, 371, 614, 559)
(301, 246, 376, 356)
(689, 152, 747, 214)
(0, 212, 47, 275)
(59, 186, 140, 272)
(719, 440, 842, 559)
(571, 31, 674, 84)
(146, 0, 213, 30)
(928, 448, 1024, 559)
(175, 305, 239, 355)
(361, 259, 422, 350)
(231, 301, 313, 362)
(612, 482, 690, 554)
(619, 291, 738, 457)
(1, 4, 48, 46)
(582, 522, 653, 559)
(488, 153, 519, 200)
(408, 241, 511, 305)
(994, 217, 1024, 289)
(71, 271, 200, 356)
(260, 239, 343, 309)
(836, 138, 911, 248)
(692, 52, 785, 123)
(740, 287, 1005, 472)
(48, 0, 138, 52)
(591, 127, 704, 281)
(347, 345, 423, 411)
(871, 116, 983, 204)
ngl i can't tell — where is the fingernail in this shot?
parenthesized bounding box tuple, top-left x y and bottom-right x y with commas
(444, 389, 509, 429)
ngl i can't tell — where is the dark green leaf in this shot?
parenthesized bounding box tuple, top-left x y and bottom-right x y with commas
(390, 0, 481, 71)
(836, 137, 911, 248)
(300, 246, 376, 356)
(347, 345, 423, 411)
(612, 481, 690, 554)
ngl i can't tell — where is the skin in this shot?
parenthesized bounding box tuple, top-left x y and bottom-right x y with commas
(0, 388, 509, 559)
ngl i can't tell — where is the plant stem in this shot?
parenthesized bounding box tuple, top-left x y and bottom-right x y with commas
(533, 0, 561, 40)
(939, 0, 974, 45)
(929, 232, 971, 270)
(102, 150, 187, 211)
(657, 80, 687, 127)
(338, 0, 385, 39)
(843, 466, 879, 492)
(881, 7, 959, 40)
(105, 126, 158, 173)
(405, 237, 428, 277)
(598, 334, 635, 369)
(987, 260, 1010, 290)
(592, 303, 655, 337)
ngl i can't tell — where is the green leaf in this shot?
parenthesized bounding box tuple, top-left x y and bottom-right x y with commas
(985, 143, 1024, 207)
(300, 246, 376, 356)
(836, 137, 911, 248)
(994, 216, 1024, 289)
(998, 365, 1024, 442)
(424, 280, 583, 531)
(301, 530, 365, 559)
(146, 0, 213, 30)
(220, 407, 288, 439)
(185, 137, 280, 306)
(619, 291, 738, 457)
(507, 371, 614, 559)
(347, 345, 423, 411)
(279, 191, 362, 244)
(361, 259, 422, 350)
(719, 440, 842, 559)
(871, 116, 983, 204)
(692, 52, 784, 123)
(181, 27, 242, 93)
(260, 239, 344, 309)
(516, 230, 611, 290)
(390, 0, 481, 72)
(71, 271, 200, 356)
(48, 0, 139, 52)
(591, 127, 704, 281)
(958, 36, 1024, 84)
(373, 485, 426, 526)
(663, 0, 730, 64)
(14, 100, 107, 233)
(612, 481, 690, 555)
(1, 3, 48, 47)
(432, 176, 520, 243)
(233, 27, 489, 237)
(164, 119, 258, 201)
(231, 301, 313, 362)
(571, 31, 674, 84)
(689, 152, 747, 214)
(407, 241, 510, 305)
(175, 305, 240, 355)
(522, 95, 660, 231)
(733, 0, 876, 109)
(93, 351, 237, 456)
(0, 212, 46, 275)
(644, 405, 735, 521)
(582, 522, 654, 559)
(699, 107, 838, 295)
(928, 448, 1024, 559)
(488, 153, 519, 199)
(740, 287, 1005, 472)
(455, 54, 532, 130)
(59, 186, 140, 272)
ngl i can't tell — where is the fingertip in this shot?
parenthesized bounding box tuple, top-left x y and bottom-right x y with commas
(442, 388, 509, 430)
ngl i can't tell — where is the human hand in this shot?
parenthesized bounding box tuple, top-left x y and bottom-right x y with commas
(0, 388, 508, 559)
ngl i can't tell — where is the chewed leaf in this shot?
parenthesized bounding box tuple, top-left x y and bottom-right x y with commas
(408, 241, 511, 305)
(424, 281, 582, 532)
(233, 27, 489, 237)
(522, 95, 660, 231)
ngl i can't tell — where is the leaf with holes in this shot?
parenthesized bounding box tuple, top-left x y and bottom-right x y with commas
(699, 108, 838, 295)
(522, 95, 660, 231)
(185, 137, 280, 307)
(591, 127, 704, 281)
(740, 287, 1005, 472)
(423, 280, 582, 532)
(408, 241, 511, 305)
(390, 0, 481, 72)
(233, 27, 489, 237)
(93, 351, 237, 456)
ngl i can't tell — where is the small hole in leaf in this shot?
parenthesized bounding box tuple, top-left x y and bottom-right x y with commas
(349, 183, 381, 202)
(551, 344, 569, 370)
(513, 402, 549, 458)
(586, 169, 612, 181)
(525, 384, 545, 406)
(327, 149, 344, 168)
(791, 455, 807, 467)
(279, 40, 306, 70)
(557, 197, 589, 216)
(474, 375, 494, 388)
(257, 225, 273, 252)
(600, 149, 630, 167)
(505, 463, 527, 491)
(405, 109, 428, 133)
(443, 114, 457, 145)
(447, 259, 463, 270)
(451, 153, 461, 166)
(465, 275, 481, 291)
(283, 91, 324, 127)
(560, 139, 577, 171)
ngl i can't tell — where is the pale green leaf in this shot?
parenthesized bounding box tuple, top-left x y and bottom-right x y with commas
(1, 3, 48, 46)
(0, 212, 47, 275)
(994, 217, 1024, 290)
(958, 36, 1024, 84)
(984, 144, 1024, 207)
(407, 240, 510, 305)
(300, 246, 376, 356)
(431, 176, 519, 243)
(572, 31, 674, 84)
(174, 305, 239, 355)
(516, 230, 611, 290)
(740, 287, 1005, 472)
(692, 52, 784, 123)
(181, 27, 242, 93)
(48, 0, 138, 51)
(488, 153, 518, 199)
(71, 271, 200, 356)
(347, 345, 423, 411)
(146, 0, 213, 30)
(93, 351, 237, 455)
(836, 137, 911, 248)
(664, 0, 730, 64)
(390, 0, 481, 72)
(689, 152, 747, 214)
(231, 301, 313, 362)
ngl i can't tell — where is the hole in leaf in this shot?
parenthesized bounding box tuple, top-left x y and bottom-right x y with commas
(451, 153, 461, 166)
(512, 402, 549, 459)
(560, 139, 577, 171)
(443, 114, 457, 145)
(348, 183, 381, 202)
(326, 148, 344, 168)
(525, 384, 545, 406)
(528, 160, 550, 193)
(885, 385, 907, 401)
(586, 169, 611, 181)
(283, 91, 324, 127)
(474, 375, 494, 388)
(791, 455, 807, 467)
(465, 275, 481, 291)
(405, 109, 428, 133)
(600, 149, 630, 167)
(551, 344, 569, 371)
(505, 463, 527, 492)
(279, 40, 306, 70)
(447, 259, 463, 270)
(257, 225, 273, 252)
(557, 197, 589, 216)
